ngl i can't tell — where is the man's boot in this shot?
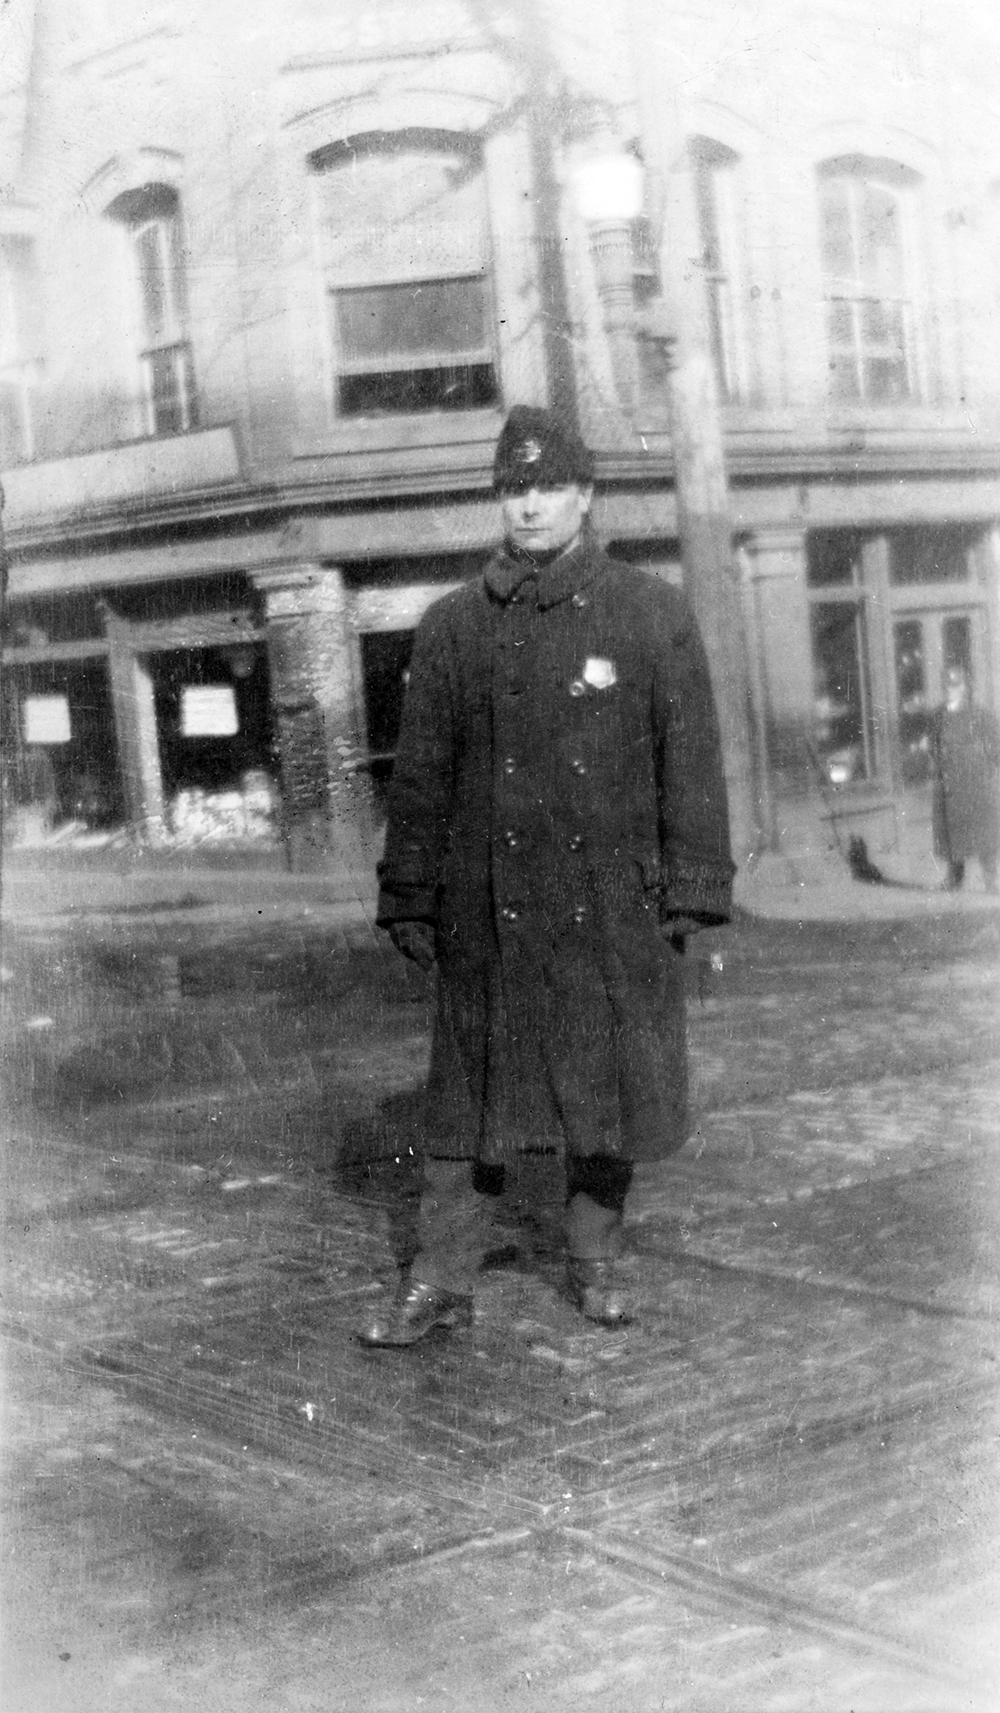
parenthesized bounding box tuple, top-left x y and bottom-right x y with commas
(564, 1156, 635, 1327)
(357, 1159, 502, 1347)
(357, 1276, 473, 1347)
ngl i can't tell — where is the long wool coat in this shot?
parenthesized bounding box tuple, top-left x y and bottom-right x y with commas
(931, 704, 1000, 867)
(376, 533, 734, 1165)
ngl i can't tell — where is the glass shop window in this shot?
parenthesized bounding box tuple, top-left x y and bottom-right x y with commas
(807, 531, 876, 786)
(311, 131, 498, 417)
(360, 630, 414, 811)
(889, 525, 977, 585)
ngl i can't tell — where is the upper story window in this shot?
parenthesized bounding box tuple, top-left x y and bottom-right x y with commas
(107, 183, 198, 436)
(0, 236, 41, 466)
(818, 157, 919, 406)
(691, 138, 743, 404)
(310, 131, 499, 417)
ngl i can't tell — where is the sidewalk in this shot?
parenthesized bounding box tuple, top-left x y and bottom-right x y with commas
(3, 838, 999, 928)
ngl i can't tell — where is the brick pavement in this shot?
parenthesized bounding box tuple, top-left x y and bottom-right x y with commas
(3, 904, 999, 1710)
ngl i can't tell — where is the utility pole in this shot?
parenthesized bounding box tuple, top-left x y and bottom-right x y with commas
(474, 0, 580, 430)
(626, 0, 763, 863)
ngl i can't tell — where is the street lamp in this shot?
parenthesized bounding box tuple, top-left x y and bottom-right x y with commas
(571, 148, 645, 413)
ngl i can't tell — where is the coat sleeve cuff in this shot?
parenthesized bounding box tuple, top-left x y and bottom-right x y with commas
(657, 852, 735, 926)
(375, 883, 438, 928)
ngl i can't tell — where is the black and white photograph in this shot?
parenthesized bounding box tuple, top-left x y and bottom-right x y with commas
(1, 1, 998, 1707)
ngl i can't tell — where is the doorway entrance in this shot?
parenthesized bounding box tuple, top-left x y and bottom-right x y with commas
(892, 608, 987, 784)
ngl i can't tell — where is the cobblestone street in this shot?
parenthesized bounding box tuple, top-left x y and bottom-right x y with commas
(2, 873, 999, 1711)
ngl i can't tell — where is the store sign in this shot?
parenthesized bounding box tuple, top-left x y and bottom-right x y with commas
(22, 694, 72, 744)
(181, 685, 239, 737)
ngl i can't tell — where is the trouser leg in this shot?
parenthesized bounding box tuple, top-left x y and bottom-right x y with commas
(412, 1158, 505, 1294)
(564, 1154, 634, 1259)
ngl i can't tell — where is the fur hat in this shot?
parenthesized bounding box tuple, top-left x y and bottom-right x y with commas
(493, 405, 594, 493)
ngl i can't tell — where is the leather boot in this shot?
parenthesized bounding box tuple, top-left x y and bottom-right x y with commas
(357, 1277, 473, 1347)
(564, 1191, 634, 1326)
(565, 1256, 634, 1326)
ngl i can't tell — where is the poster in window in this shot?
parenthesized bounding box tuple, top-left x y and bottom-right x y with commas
(181, 684, 239, 737)
(23, 694, 72, 744)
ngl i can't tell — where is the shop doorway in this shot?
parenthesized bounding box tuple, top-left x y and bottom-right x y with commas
(892, 609, 987, 783)
(5, 657, 123, 840)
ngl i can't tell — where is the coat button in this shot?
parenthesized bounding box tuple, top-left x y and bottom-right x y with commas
(571, 758, 587, 775)
(503, 757, 517, 775)
(504, 829, 520, 848)
(501, 905, 519, 921)
(567, 833, 584, 851)
(569, 679, 586, 698)
(572, 594, 588, 609)
(572, 906, 587, 924)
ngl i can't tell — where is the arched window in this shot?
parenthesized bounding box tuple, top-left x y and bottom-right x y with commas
(310, 131, 498, 417)
(0, 235, 41, 465)
(690, 138, 743, 404)
(818, 156, 920, 405)
(106, 182, 198, 435)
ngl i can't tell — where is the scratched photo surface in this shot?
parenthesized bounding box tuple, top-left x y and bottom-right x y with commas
(1, 1, 999, 1709)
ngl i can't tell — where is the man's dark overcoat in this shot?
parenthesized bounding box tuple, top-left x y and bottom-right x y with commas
(376, 532, 734, 1166)
(930, 703, 1000, 868)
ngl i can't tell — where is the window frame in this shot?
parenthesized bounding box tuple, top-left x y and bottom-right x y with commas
(0, 235, 40, 465)
(817, 157, 922, 408)
(690, 137, 745, 406)
(106, 183, 198, 439)
(309, 130, 499, 422)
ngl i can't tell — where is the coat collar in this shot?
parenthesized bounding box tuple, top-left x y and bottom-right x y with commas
(484, 533, 605, 610)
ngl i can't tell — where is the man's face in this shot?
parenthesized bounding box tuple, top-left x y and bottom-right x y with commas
(500, 483, 593, 556)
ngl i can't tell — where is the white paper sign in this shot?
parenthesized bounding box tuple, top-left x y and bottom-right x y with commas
(181, 685, 239, 737)
(23, 694, 72, 744)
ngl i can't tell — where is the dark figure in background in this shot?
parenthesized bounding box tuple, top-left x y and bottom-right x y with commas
(931, 668, 1000, 893)
(359, 406, 734, 1347)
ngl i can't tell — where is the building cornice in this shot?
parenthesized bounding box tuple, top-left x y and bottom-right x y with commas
(5, 437, 1000, 563)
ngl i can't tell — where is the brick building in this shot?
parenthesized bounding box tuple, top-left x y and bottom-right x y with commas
(2, 0, 999, 876)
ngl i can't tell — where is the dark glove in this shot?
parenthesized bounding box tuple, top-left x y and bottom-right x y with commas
(661, 915, 705, 946)
(660, 918, 705, 959)
(388, 919, 436, 973)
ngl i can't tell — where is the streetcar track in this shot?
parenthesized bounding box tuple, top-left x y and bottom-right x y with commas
(5, 1323, 986, 1695)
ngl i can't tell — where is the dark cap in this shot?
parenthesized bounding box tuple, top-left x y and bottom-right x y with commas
(493, 405, 594, 493)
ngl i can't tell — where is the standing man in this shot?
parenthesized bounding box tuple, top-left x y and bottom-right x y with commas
(931, 667, 1000, 893)
(359, 406, 734, 1346)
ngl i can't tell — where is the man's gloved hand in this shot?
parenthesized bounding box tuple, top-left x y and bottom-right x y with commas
(388, 919, 436, 973)
(662, 915, 710, 954)
(661, 916, 704, 942)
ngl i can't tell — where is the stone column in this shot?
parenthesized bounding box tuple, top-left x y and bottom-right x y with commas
(101, 603, 166, 842)
(252, 563, 374, 878)
(739, 529, 814, 800)
(739, 527, 808, 787)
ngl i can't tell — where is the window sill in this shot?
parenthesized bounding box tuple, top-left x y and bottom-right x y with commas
(292, 407, 503, 459)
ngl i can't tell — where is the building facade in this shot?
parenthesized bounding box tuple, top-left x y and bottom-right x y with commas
(2, 0, 999, 879)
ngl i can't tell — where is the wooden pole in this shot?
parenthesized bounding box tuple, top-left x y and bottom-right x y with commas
(627, 0, 763, 862)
